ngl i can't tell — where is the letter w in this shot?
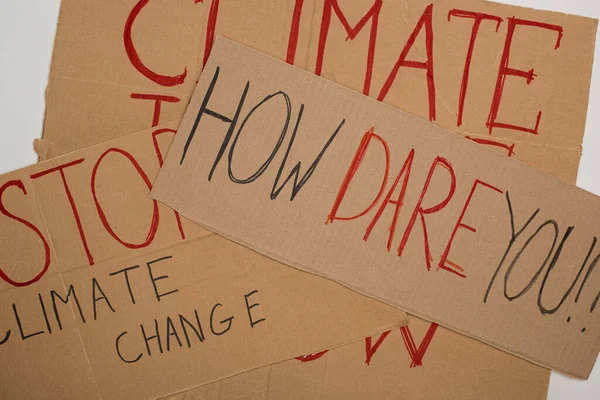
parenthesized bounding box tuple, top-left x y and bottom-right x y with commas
(271, 105, 344, 201)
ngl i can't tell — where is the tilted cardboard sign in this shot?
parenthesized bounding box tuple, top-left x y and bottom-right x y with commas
(9, 130, 549, 400)
(37, 0, 599, 396)
(39, 0, 598, 395)
(152, 38, 600, 379)
(43, 0, 597, 183)
(160, 317, 550, 400)
(0, 122, 406, 399)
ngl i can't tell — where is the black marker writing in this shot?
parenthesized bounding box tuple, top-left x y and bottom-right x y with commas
(92, 277, 116, 320)
(147, 255, 179, 302)
(13, 303, 43, 340)
(141, 319, 163, 356)
(51, 284, 86, 330)
(484, 191, 539, 303)
(244, 290, 266, 328)
(109, 265, 140, 305)
(210, 303, 233, 336)
(271, 104, 345, 201)
(115, 331, 143, 364)
(228, 91, 291, 184)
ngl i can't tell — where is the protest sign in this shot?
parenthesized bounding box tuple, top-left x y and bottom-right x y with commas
(0, 122, 405, 399)
(39, 0, 598, 396)
(161, 317, 550, 400)
(43, 0, 596, 182)
(152, 38, 600, 379)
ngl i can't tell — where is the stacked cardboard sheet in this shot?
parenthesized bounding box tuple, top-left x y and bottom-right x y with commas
(1, 0, 599, 399)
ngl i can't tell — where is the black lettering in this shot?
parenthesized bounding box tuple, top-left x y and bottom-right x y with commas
(92, 277, 116, 320)
(244, 290, 266, 328)
(484, 191, 540, 302)
(503, 220, 558, 301)
(0, 329, 10, 345)
(12, 303, 43, 340)
(51, 285, 86, 330)
(271, 104, 345, 201)
(180, 66, 249, 169)
(179, 311, 205, 347)
(38, 293, 52, 334)
(228, 92, 291, 184)
(209, 82, 249, 180)
(147, 256, 178, 302)
(574, 245, 600, 314)
(165, 316, 183, 351)
(210, 303, 233, 336)
(115, 331, 143, 364)
(576, 246, 600, 301)
(538, 229, 589, 315)
(141, 319, 162, 356)
(109, 265, 140, 305)
(591, 291, 600, 313)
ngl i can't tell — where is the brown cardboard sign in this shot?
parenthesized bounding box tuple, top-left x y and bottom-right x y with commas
(1, 119, 552, 400)
(160, 317, 550, 400)
(152, 38, 600, 379)
(0, 122, 406, 399)
(43, 0, 596, 183)
(39, 0, 597, 396)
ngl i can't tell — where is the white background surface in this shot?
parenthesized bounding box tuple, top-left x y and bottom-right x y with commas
(0, 0, 597, 398)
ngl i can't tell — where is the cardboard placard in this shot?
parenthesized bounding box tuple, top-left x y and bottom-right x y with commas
(151, 38, 600, 379)
(161, 317, 550, 400)
(1, 112, 550, 399)
(43, 0, 596, 183)
(39, 0, 598, 396)
(0, 122, 406, 399)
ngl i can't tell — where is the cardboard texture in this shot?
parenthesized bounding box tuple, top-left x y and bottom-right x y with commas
(0, 122, 407, 399)
(42, 0, 597, 184)
(39, 0, 598, 397)
(161, 317, 550, 400)
(151, 38, 600, 379)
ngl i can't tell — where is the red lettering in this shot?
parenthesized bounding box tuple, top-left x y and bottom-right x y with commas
(286, 0, 305, 64)
(439, 179, 503, 278)
(202, 0, 220, 68)
(30, 159, 94, 266)
(130, 93, 181, 127)
(295, 350, 329, 362)
(91, 149, 159, 249)
(0, 180, 51, 287)
(397, 157, 456, 271)
(152, 128, 186, 240)
(448, 10, 503, 127)
(378, 4, 436, 121)
(298, 324, 439, 368)
(124, 0, 201, 86)
(364, 330, 391, 365)
(151, 129, 176, 166)
(326, 128, 390, 223)
(465, 136, 515, 157)
(487, 18, 563, 135)
(364, 149, 415, 251)
(316, 0, 383, 96)
(400, 323, 438, 368)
